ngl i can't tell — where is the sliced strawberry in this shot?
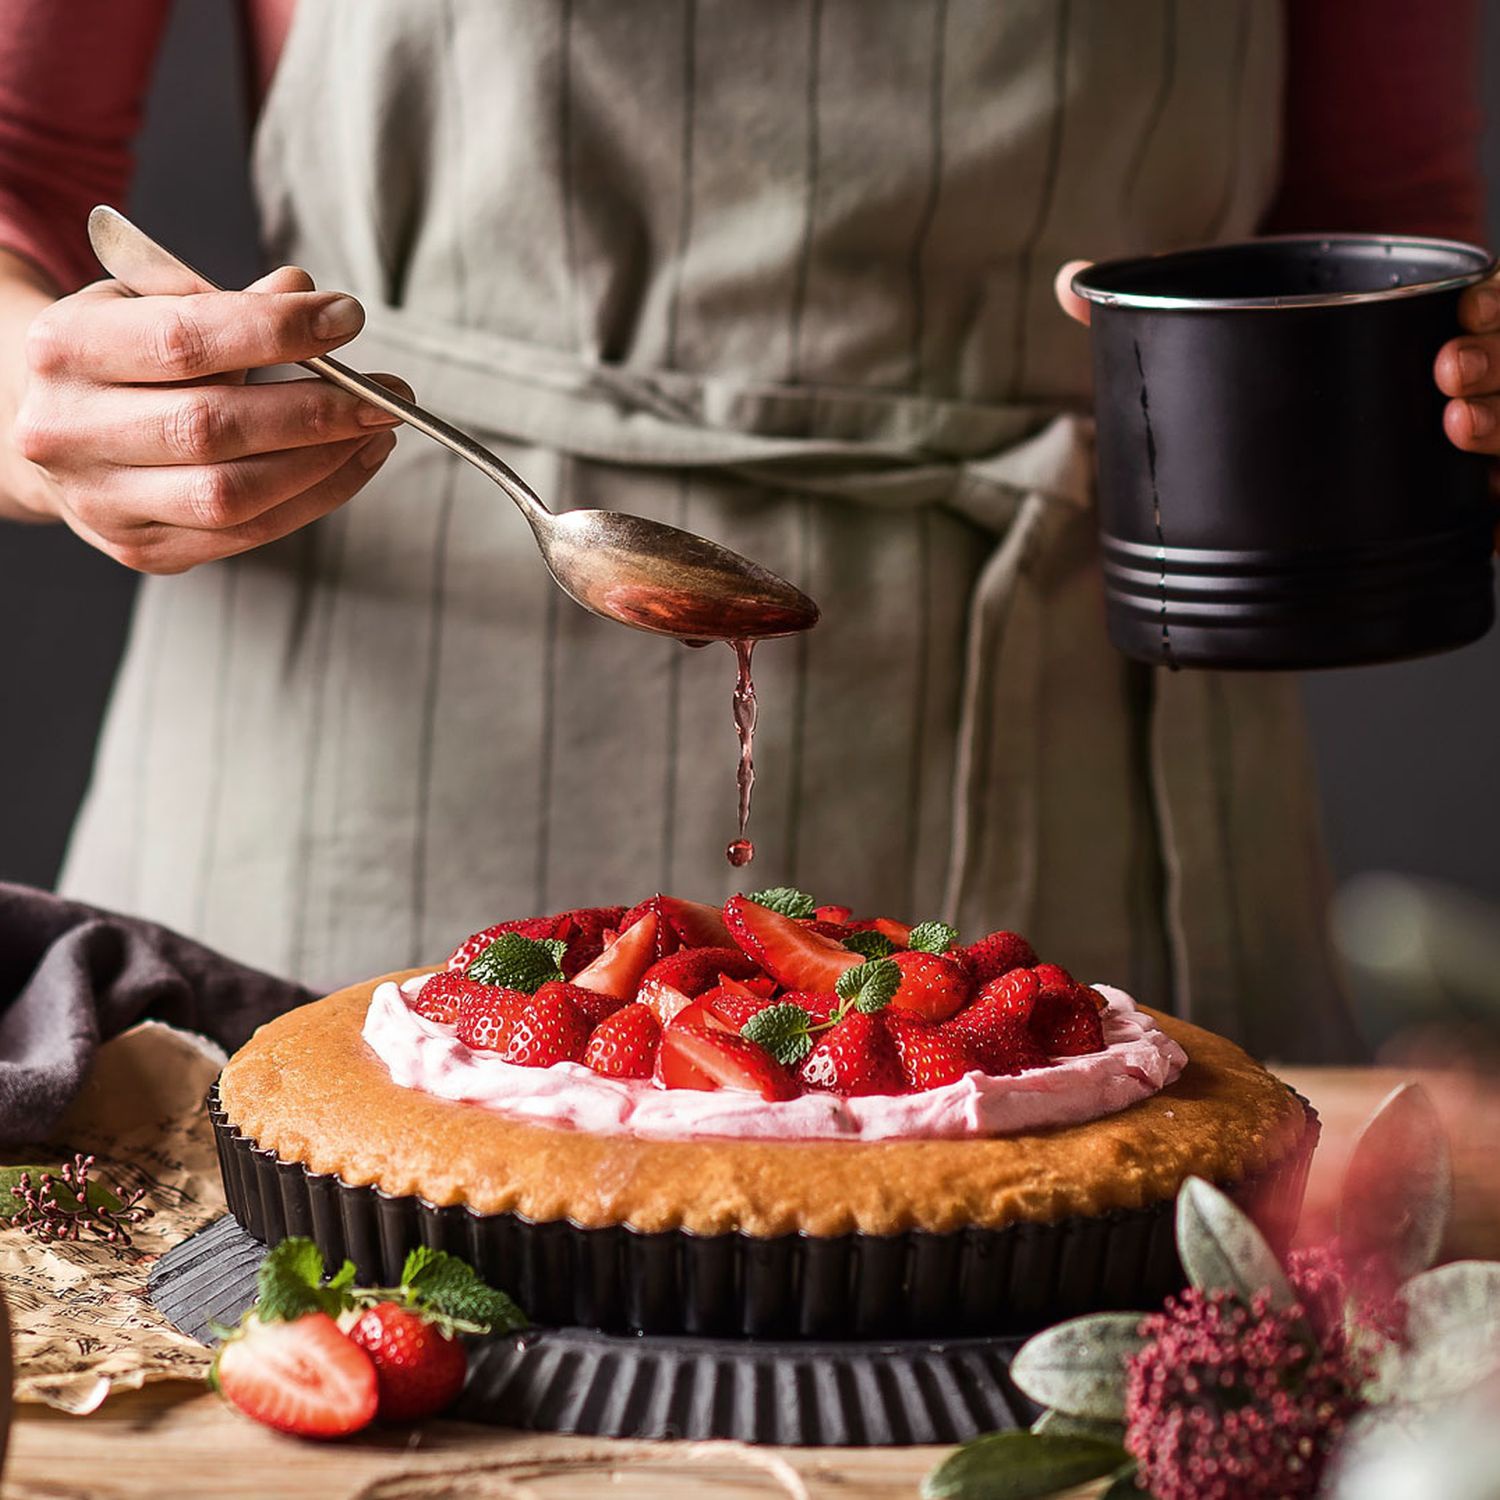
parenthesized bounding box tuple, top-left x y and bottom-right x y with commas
(620, 894, 734, 957)
(653, 1019, 800, 1100)
(814, 904, 853, 924)
(778, 989, 838, 1021)
(572, 913, 659, 999)
(800, 1011, 904, 1096)
(584, 1004, 661, 1078)
(454, 986, 528, 1053)
(884, 1011, 975, 1091)
(723, 894, 860, 991)
(551, 905, 627, 976)
(799, 918, 853, 940)
(971, 967, 1042, 1023)
(214, 1313, 377, 1439)
(945, 1005, 1049, 1075)
(410, 971, 489, 1026)
(642, 947, 761, 998)
(500, 985, 590, 1066)
(957, 930, 1038, 987)
(1032, 962, 1076, 994)
(534, 978, 624, 1030)
(1031, 989, 1107, 1057)
(345, 1302, 466, 1424)
(886, 950, 971, 1022)
(846, 916, 913, 948)
(445, 915, 559, 974)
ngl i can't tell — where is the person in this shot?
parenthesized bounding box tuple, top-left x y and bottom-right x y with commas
(0, 1, 1489, 1062)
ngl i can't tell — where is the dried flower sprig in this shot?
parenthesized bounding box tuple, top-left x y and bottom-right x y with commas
(8, 1153, 153, 1247)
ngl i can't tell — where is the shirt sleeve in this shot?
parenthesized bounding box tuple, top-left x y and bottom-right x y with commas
(1265, 0, 1486, 245)
(0, 0, 173, 292)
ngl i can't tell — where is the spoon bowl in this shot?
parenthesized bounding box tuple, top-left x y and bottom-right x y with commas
(87, 207, 819, 644)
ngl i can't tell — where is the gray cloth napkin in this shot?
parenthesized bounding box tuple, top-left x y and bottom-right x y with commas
(0, 881, 310, 1145)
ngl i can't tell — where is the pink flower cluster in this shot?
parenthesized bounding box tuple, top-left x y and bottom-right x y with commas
(1123, 1248, 1371, 1500)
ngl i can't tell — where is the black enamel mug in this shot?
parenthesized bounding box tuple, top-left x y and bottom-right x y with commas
(1072, 235, 1496, 670)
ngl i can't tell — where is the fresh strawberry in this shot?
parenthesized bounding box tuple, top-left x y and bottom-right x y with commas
(534, 978, 623, 1030)
(971, 967, 1042, 1023)
(345, 1302, 466, 1424)
(697, 985, 771, 1031)
(958, 930, 1038, 986)
(777, 989, 838, 1021)
(500, 985, 590, 1066)
(846, 916, 913, 948)
(1031, 989, 1106, 1057)
(410, 971, 489, 1026)
(884, 1011, 975, 1091)
(945, 1005, 1049, 1075)
(1032, 962, 1076, 994)
(620, 894, 734, 956)
(454, 986, 528, 1052)
(214, 1313, 378, 1439)
(445, 915, 559, 973)
(584, 1004, 661, 1078)
(886, 950, 971, 1022)
(654, 1019, 800, 1100)
(799, 918, 855, 940)
(642, 947, 761, 998)
(572, 912, 659, 999)
(550, 905, 628, 976)
(814, 904, 853, 924)
(799, 1011, 904, 1096)
(723, 894, 860, 991)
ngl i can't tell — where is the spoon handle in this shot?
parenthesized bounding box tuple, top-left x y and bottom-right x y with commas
(85, 206, 552, 524)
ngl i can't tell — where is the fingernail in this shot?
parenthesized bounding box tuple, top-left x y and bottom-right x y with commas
(313, 295, 363, 341)
(1467, 400, 1495, 437)
(359, 432, 396, 469)
(1459, 346, 1489, 385)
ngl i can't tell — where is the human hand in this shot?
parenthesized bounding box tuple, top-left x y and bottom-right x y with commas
(1434, 271, 1500, 478)
(12, 265, 408, 572)
(1053, 259, 1093, 326)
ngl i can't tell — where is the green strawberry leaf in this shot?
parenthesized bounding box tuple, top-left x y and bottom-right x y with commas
(401, 1246, 527, 1334)
(466, 932, 566, 992)
(746, 886, 816, 920)
(742, 1003, 815, 1066)
(921, 1432, 1131, 1499)
(908, 920, 959, 955)
(1175, 1177, 1297, 1313)
(1340, 1082, 1451, 1281)
(255, 1237, 352, 1322)
(835, 957, 901, 1015)
(1010, 1312, 1143, 1420)
(842, 931, 895, 960)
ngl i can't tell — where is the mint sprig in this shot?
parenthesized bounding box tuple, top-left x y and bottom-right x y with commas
(835, 958, 901, 1015)
(746, 886, 816, 920)
(466, 932, 566, 992)
(392, 1246, 527, 1335)
(841, 930, 895, 960)
(741, 956, 905, 1065)
(254, 1238, 357, 1323)
(743, 1003, 817, 1067)
(907, 920, 959, 955)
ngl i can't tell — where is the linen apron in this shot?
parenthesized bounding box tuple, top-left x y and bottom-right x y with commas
(59, 0, 1363, 1062)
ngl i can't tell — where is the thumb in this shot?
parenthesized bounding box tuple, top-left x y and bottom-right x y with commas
(1054, 259, 1093, 326)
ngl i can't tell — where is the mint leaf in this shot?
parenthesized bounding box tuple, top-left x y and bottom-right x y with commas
(467, 932, 566, 992)
(255, 1238, 352, 1322)
(742, 1003, 815, 1066)
(402, 1247, 527, 1334)
(835, 957, 901, 1015)
(746, 886, 816, 920)
(842, 931, 895, 960)
(908, 920, 959, 955)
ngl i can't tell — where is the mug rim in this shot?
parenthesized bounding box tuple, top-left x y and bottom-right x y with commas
(1072, 232, 1495, 312)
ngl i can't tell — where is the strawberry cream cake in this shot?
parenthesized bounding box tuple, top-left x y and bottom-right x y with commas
(214, 890, 1317, 1337)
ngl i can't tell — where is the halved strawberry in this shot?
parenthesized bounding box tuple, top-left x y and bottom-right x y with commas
(697, 986, 772, 1031)
(500, 985, 590, 1066)
(846, 916, 913, 948)
(534, 978, 624, 1030)
(1032, 962, 1076, 993)
(1031, 989, 1106, 1057)
(971, 968, 1042, 1023)
(799, 918, 854, 940)
(642, 947, 760, 998)
(957, 930, 1038, 987)
(572, 913, 659, 999)
(620, 894, 734, 956)
(584, 1004, 661, 1079)
(886, 950, 971, 1022)
(653, 1019, 800, 1100)
(446, 915, 559, 973)
(814, 904, 853, 924)
(723, 894, 859, 991)
(778, 989, 838, 1021)
(551, 905, 628, 976)
(410, 970, 489, 1026)
(345, 1302, 467, 1424)
(945, 1005, 1049, 1075)
(454, 986, 528, 1052)
(884, 1011, 975, 1091)
(799, 1011, 904, 1096)
(214, 1312, 378, 1439)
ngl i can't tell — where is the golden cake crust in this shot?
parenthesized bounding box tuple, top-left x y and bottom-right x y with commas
(218, 971, 1309, 1237)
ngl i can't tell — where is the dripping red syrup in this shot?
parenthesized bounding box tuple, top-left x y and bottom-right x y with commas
(725, 639, 757, 866)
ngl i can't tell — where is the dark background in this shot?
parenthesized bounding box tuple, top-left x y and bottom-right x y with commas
(4, 2, 1500, 913)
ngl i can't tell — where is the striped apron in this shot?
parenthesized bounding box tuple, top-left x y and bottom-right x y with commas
(59, 0, 1363, 1062)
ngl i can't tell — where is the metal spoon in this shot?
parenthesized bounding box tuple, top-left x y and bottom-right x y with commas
(87, 207, 819, 643)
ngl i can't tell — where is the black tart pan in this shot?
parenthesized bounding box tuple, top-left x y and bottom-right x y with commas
(208, 1085, 1318, 1341)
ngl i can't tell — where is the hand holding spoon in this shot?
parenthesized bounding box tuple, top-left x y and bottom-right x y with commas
(86, 207, 819, 644)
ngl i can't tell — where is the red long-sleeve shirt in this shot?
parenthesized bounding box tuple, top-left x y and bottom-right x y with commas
(0, 0, 1485, 295)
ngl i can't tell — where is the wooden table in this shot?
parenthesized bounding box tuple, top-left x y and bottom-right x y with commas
(7, 1066, 1499, 1500)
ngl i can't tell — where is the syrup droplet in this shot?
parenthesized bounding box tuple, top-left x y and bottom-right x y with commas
(727, 638, 757, 867)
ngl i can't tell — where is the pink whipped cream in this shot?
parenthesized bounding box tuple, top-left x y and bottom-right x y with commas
(361, 977, 1186, 1142)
